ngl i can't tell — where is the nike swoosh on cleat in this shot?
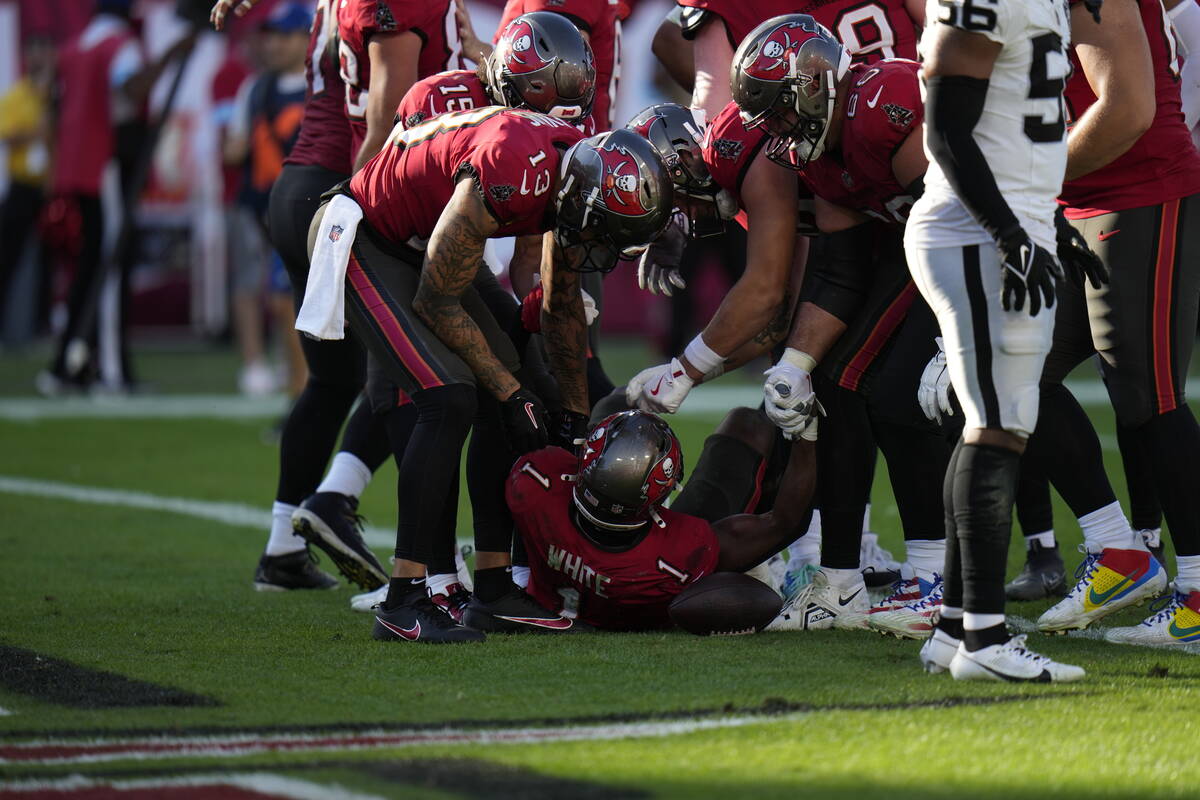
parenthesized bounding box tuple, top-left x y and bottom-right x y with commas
(496, 615, 574, 629)
(376, 617, 421, 640)
(1168, 620, 1200, 640)
(866, 86, 883, 108)
(1097, 229, 1121, 241)
(1087, 576, 1134, 607)
(838, 588, 863, 606)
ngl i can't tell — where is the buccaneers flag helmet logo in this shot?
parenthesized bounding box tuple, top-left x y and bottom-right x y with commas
(745, 20, 819, 85)
(499, 19, 553, 75)
(597, 144, 647, 216)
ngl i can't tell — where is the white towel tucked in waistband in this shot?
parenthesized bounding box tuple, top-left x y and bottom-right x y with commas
(295, 194, 364, 341)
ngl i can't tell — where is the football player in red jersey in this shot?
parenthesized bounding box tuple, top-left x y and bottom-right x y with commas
(213, 0, 396, 594)
(674, 0, 923, 119)
(1032, 0, 1200, 646)
(509, 410, 816, 631)
(338, 0, 463, 171)
(302, 115, 672, 642)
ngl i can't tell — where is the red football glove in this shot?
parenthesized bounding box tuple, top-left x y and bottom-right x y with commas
(520, 284, 545, 334)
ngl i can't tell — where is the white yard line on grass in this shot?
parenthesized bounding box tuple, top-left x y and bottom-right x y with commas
(0, 773, 388, 800)
(0, 378, 1178, 421)
(0, 714, 784, 766)
(0, 707, 12, 716)
(0, 476, 394, 549)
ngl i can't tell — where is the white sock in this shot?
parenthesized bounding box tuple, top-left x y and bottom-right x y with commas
(316, 452, 372, 499)
(904, 539, 945, 581)
(512, 565, 531, 589)
(426, 572, 458, 597)
(940, 605, 963, 620)
(963, 612, 1005, 631)
(265, 502, 305, 556)
(862, 503, 872, 533)
(1176, 555, 1200, 594)
(1025, 530, 1055, 550)
(821, 566, 862, 588)
(1078, 501, 1140, 553)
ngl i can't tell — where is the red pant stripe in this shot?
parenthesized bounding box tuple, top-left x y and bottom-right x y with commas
(837, 282, 918, 393)
(1152, 199, 1181, 414)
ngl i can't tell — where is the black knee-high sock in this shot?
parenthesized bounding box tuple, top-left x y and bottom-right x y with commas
(275, 379, 360, 505)
(1024, 384, 1118, 517)
(816, 380, 875, 569)
(341, 397, 393, 473)
(395, 385, 475, 566)
(468, 391, 517, 555)
(1116, 420, 1163, 533)
(954, 443, 1020, 618)
(873, 422, 949, 542)
(1014, 460, 1054, 539)
(1138, 407, 1200, 556)
(940, 440, 965, 613)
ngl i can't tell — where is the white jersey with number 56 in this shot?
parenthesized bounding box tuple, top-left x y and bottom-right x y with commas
(906, 0, 1071, 251)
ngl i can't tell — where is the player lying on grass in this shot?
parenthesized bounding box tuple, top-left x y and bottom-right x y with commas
(506, 408, 816, 631)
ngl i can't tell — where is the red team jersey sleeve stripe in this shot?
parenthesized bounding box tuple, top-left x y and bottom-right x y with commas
(345, 251, 446, 390)
(1152, 198, 1182, 415)
(837, 281, 918, 392)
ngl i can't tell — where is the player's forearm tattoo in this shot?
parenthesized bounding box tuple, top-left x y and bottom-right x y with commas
(542, 247, 589, 414)
(414, 196, 518, 400)
(751, 296, 790, 347)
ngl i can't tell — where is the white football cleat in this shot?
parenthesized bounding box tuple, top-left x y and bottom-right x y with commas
(949, 635, 1085, 683)
(1104, 590, 1200, 653)
(765, 569, 869, 632)
(350, 584, 387, 613)
(1037, 546, 1167, 632)
(920, 627, 960, 673)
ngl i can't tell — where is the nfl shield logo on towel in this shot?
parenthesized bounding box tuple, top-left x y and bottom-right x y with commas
(328, 224, 344, 243)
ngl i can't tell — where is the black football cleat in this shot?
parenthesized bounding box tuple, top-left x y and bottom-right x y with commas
(429, 582, 473, 625)
(462, 590, 592, 634)
(253, 549, 339, 592)
(372, 594, 485, 643)
(1005, 540, 1067, 601)
(292, 493, 389, 590)
(1139, 528, 1167, 569)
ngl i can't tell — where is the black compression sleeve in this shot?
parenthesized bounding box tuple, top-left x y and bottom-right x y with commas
(798, 225, 876, 324)
(924, 75, 1023, 247)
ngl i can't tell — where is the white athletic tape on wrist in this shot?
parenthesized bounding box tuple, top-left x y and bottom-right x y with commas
(683, 335, 724, 377)
(780, 348, 817, 373)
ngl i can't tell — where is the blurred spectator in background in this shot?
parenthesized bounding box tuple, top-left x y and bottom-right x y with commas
(39, 0, 195, 394)
(0, 35, 54, 330)
(222, 0, 310, 397)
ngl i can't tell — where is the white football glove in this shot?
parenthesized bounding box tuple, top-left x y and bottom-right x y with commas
(762, 349, 823, 441)
(917, 337, 954, 424)
(637, 213, 687, 296)
(626, 358, 694, 414)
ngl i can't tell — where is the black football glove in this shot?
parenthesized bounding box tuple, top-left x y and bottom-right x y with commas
(547, 408, 590, 453)
(1084, 0, 1102, 23)
(998, 230, 1064, 317)
(1055, 206, 1109, 290)
(499, 387, 549, 456)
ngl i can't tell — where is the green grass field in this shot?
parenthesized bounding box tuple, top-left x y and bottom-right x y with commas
(1, 341, 1198, 799)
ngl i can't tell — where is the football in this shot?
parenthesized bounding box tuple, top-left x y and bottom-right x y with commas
(668, 572, 783, 636)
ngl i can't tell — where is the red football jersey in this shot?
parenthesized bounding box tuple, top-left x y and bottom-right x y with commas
(395, 70, 492, 129)
(702, 101, 818, 234)
(287, 0, 353, 174)
(798, 59, 921, 225)
(677, 0, 919, 63)
(1061, 0, 1200, 217)
(350, 107, 584, 243)
(507, 448, 720, 631)
(338, 0, 463, 153)
(495, 0, 620, 132)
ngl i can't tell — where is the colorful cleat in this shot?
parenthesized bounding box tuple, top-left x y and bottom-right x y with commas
(868, 575, 942, 639)
(253, 549, 339, 592)
(292, 492, 389, 590)
(373, 594, 485, 643)
(1037, 546, 1167, 632)
(949, 635, 1085, 683)
(870, 566, 939, 612)
(429, 582, 473, 624)
(765, 569, 869, 632)
(920, 627, 961, 673)
(1104, 591, 1200, 652)
(1005, 540, 1067, 601)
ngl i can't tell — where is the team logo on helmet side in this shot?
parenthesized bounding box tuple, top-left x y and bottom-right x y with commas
(500, 19, 553, 75)
(597, 143, 648, 216)
(641, 441, 682, 503)
(744, 21, 821, 84)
